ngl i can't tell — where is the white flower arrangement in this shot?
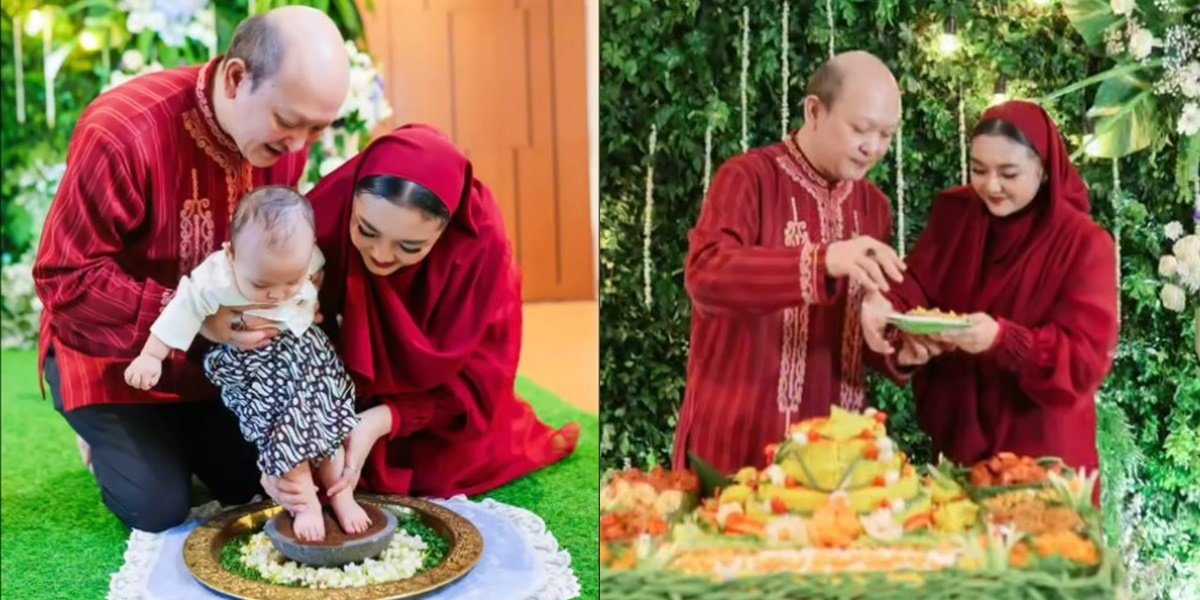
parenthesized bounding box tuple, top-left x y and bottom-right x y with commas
(2, 160, 66, 350)
(1180, 102, 1200, 136)
(340, 41, 394, 132)
(119, 0, 213, 49)
(1166, 220, 1186, 240)
(1127, 20, 1159, 61)
(103, 50, 166, 93)
(1159, 229, 1200, 313)
(1, 258, 42, 350)
(239, 529, 427, 589)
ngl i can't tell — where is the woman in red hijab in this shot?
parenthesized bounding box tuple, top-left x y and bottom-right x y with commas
(861, 101, 1118, 488)
(268, 124, 578, 506)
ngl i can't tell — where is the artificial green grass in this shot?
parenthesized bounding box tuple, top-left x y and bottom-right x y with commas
(0, 350, 599, 600)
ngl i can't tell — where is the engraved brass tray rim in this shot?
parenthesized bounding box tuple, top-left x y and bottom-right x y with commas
(183, 494, 483, 600)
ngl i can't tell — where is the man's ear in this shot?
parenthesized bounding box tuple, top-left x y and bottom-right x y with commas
(222, 59, 248, 99)
(803, 95, 824, 127)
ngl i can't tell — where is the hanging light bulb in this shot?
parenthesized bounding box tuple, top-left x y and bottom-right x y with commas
(79, 31, 101, 52)
(24, 9, 46, 36)
(938, 18, 960, 56)
(990, 76, 1009, 106)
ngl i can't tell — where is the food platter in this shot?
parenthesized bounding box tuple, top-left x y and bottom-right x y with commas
(887, 312, 973, 335)
(183, 494, 483, 600)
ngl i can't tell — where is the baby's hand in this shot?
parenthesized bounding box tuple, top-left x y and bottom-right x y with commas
(124, 355, 163, 390)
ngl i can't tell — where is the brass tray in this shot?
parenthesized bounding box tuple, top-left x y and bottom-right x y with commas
(184, 494, 483, 599)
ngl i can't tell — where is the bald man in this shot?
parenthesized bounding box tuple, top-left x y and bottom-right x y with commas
(33, 7, 350, 531)
(674, 51, 909, 474)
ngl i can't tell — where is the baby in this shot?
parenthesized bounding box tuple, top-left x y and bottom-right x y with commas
(124, 185, 368, 542)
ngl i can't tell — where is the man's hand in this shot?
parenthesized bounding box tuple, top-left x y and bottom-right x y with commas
(861, 289, 896, 354)
(826, 236, 906, 293)
(199, 305, 279, 350)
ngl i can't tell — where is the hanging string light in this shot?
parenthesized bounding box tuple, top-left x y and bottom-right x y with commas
(740, 6, 750, 153)
(23, 9, 46, 36)
(643, 124, 658, 310)
(79, 31, 101, 52)
(939, 18, 960, 56)
(991, 76, 1009, 106)
(780, 0, 790, 140)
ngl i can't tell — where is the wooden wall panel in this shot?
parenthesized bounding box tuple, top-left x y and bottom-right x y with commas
(356, 0, 593, 301)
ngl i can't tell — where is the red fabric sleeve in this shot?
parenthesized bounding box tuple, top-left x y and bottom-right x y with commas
(33, 124, 171, 356)
(983, 233, 1118, 406)
(685, 161, 837, 314)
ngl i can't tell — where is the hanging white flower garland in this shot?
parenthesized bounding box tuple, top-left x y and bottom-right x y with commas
(896, 120, 906, 257)
(1193, 157, 1200, 235)
(741, 6, 751, 153)
(780, 0, 790, 140)
(1113, 158, 1122, 324)
(643, 124, 658, 310)
(13, 16, 25, 124)
(826, 0, 836, 58)
(703, 112, 715, 201)
(958, 87, 967, 185)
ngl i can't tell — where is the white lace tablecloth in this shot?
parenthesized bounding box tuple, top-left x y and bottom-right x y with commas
(106, 495, 580, 600)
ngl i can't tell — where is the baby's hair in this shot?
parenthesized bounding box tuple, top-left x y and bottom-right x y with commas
(231, 185, 315, 251)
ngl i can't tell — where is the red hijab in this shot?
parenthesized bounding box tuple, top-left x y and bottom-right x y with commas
(892, 101, 1118, 474)
(310, 124, 492, 396)
(308, 124, 577, 496)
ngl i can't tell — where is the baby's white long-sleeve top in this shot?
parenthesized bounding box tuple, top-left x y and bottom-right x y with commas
(149, 246, 325, 351)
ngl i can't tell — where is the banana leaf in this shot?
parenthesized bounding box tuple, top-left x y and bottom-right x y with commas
(1063, 0, 1122, 46)
(1080, 69, 1159, 159)
(687, 452, 732, 499)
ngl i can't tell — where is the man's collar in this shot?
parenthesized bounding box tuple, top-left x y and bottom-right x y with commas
(194, 57, 241, 156)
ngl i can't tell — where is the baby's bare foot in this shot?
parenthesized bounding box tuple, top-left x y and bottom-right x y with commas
(330, 492, 372, 535)
(293, 505, 325, 542)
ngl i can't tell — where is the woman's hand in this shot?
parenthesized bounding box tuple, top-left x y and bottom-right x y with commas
(896, 334, 951, 366)
(261, 473, 313, 514)
(326, 405, 394, 497)
(861, 289, 897, 354)
(935, 313, 1001, 355)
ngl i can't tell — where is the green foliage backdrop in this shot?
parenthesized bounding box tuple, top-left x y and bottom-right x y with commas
(599, 0, 1199, 596)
